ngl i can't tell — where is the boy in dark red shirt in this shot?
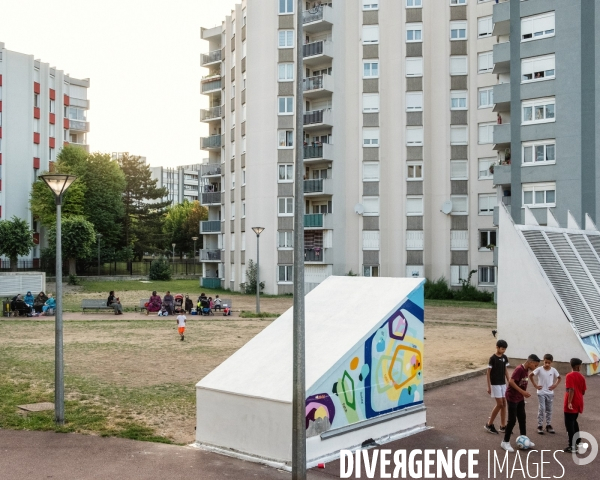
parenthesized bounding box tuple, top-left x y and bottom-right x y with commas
(563, 358, 587, 453)
(501, 354, 541, 452)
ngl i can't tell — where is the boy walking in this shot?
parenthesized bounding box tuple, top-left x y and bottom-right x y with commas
(485, 339, 511, 435)
(177, 312, 187, 341)
(563, 358, 587, 453)
(501, 354, 541, 452)
(529, 354, 561, 435)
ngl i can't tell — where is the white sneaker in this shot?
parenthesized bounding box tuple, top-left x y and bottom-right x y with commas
(501, 442, 514, 453)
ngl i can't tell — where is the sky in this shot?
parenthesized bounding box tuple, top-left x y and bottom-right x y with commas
(0, 0, 237, 167)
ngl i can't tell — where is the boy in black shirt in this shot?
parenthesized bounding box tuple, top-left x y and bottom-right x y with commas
(485, 339, 511, 434)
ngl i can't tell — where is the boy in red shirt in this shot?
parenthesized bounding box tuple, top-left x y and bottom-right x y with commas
(563, 358, 587, 453)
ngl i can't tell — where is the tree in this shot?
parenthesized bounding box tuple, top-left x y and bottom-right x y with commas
(149, 256, 171, 281)
(163, 200, 208, 257)
(48, 216, 96, 275)
(0, 217, 35, 271)
(119, 154, 171, 260)
(241, 260, 265, 294)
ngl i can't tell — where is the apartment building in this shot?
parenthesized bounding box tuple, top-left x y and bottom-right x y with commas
(150, 164, 203, 205)
(492, 0, 600, 228)
(200, 0, 502, 295)
(0, 42, 90, 264)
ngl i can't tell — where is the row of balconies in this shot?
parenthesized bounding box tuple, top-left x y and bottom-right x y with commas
(199, 247, 331, 264)
(200, 213, 333, 235)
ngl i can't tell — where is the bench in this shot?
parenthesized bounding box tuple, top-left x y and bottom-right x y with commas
(82, 299, 114, 313)
(136, 299, 148, 313)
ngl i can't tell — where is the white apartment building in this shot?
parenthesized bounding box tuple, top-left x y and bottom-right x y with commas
(150, 164, 203, 205)
(200, 0, 500, 295)
(0, 42, 90, 265)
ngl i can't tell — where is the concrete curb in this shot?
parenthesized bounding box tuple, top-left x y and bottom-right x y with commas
(424, 367, 487, 391)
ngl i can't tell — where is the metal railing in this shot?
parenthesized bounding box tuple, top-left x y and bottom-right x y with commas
(201, 277, 222, 289)
(201, 135, 222, 149)
(201, 192, 223, 205)
(304, 109, 324, 125)
(304, 213, 324, 228)
(201, 49, 222, 66)
(200, 249, 222, 261)
(303, 41, 325, 58)
(69, 120, 90, 132)
(304, 145, 323, 159)
(502, 196, 512, 206)
(200, 164, 222, 177)
(303, 6, 325, 24)
(304, 248, 325, 262)
(304, 179, 324, 193)
(201, 80, 222, 93)
(201, 106, 222, 120)
(201, 221, 222, 233)
(303, 75, 327, 92)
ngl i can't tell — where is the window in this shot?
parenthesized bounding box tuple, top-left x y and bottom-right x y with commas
(363, 162, 380, 182)
(34, 93, 39, 108)
(407, 162, 423, 180)
(451, 0, 467, 4)
(279, 265, 293, 283)
(363, 127, 380, 147)
(231, 233, 235, 250)
(522, 97, 555, 125)
(450, 21, 467, 40)
(50, 124, 55, 138)
(450, 126, 468, 145)
(34, 119, 40, 133)
(231, 141, 236, 158)
(279, 30, 294, 48)
(406, 23, 423, 42)
(406, 0, 422, 7)
(523, 182, 556, 207)
(478, 158, 495, 179)
(406, 127, 424, 146)
(451, 195, 468, 215)
(450, 91, 467, 110)
(451, 265, 470, 286)
(363, 197, 380, 216)
(278, 130, 294, 148)
(231, 83, 236, 98)
(278, 63, 294, 81)
(278, 231, 293, 249)
(363, 25, 379, 44)
(279, 0, 293, 14)
(478, 266, 496, 285)
(278, 197, 294, 215)
(363, 93, 380, 112)
(278, 164, 294, 182)
(242, 7, 247, 25)
(406, 92, 423, 111)
(450, 56, 468, 75)
(231, 174, 236, 189)
(478, 123, 495, 144)
(49, 100, 55, 114)
(363, 60, 379, 78)
(242, 168, 246, 185)
(363, 266, 379, 277)
(478, 51, 493, 73)
(406, 196, 424, 216)
(406, 57, 423, 77)
(242, 135, 246, 153)
(232, 19, 236, 35)
(521, 55, 555, 82)
(478, 87, 494, 108)
(450, 160, 468, 180)
(278, 97, 294, 115)
(479, 194, 496, 215)
(478, 16, 493, 38)
(521, 12, 555, 42)
(480, 230, 497, 250)
(362, 0, 379, 10)
(363, 231, 380, 250)
(523, 140, 556, 165)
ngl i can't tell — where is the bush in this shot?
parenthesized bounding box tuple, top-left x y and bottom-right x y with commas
(424, 272, 493, 303)
(424, 277, 453, 300)
(68, 274, 80, 286)
(149, 256, 171, 281)
(241, 259, 265, 294)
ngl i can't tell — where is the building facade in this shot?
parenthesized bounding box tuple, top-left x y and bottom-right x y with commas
(150, 164, 203, 206)
(0, 42, 90, 265)
(201, 0, 503, 295)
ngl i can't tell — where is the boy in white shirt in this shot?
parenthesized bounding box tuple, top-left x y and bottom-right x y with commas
(529, 353, 561, 434)
(176, 313, 187, 341)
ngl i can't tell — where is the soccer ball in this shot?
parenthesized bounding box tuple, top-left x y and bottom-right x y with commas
(516, 435, 532, 450)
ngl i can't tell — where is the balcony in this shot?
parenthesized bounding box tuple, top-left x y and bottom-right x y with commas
(493, 124, 511, 150)
(302, 5, 334, 34)
(303, 143, 334, 163)
(303, 178, 333, 196)
(201, 80, 222, 94)
(200, 249, 222, 262)
(201, 191, 223, 206)
(200, 221, 222, 234)
(492, 42, 511, 75)
(201, 105, 222, 122)
(492, 0, 510, 37)
(200, 164, 222, 177)
(69, 120, 90, 132)
(70, 143, 90, 153)
(302, 41, 333, 67)
(493, 83, 511, 113)
(69, 98, 90, 109)
(304, 247, 331, 263)
(201, 277, 222, 289)
(303, 74, 334, 99)
(201, 135, 222, 150)
(303, 109, 333, 130)
(201, 49, 222, 67)
(304, 213, 333, 229)
(493, 164, 512, 187)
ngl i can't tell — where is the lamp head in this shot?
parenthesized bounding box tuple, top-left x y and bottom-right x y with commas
(40, 174, 77, 198)
(252, 227, 265, 236)
(172, 243, 176, 248)
(192, 237, 198, 241)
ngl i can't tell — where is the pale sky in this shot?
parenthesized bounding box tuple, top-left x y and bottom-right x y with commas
(0, 0, 237, 167)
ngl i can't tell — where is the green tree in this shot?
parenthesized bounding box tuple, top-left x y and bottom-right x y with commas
(149, 255, 171, 281)
(241, 259, 265, 294)
(0, 217, 35, 271)
(163, 200, 208, 258)
(119, 154, 171, 260)
(48, 216, 96, 275)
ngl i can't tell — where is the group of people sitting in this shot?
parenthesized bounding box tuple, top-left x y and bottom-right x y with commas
(144, 291, 228, 316)
(9, 291, 56, 317)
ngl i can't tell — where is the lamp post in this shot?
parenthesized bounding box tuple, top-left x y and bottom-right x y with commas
(172, 243, 176, 264)
(192, 236, 198, 262)
(96, 233, 103, 276)
(40, 174, 77, 426)
(251, 227, 265, 313)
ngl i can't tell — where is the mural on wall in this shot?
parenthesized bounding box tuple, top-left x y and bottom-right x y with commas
(580, 334, 600, 376)
(305, 285, 424, 437)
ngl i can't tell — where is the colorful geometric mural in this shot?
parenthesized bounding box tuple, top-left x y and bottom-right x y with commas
(305, 284, 425, 437)
(581, 334, 600, 376)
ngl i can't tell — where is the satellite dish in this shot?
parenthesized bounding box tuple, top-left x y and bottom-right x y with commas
(354, 203, 365, 215)
(441, 200, 453, 215)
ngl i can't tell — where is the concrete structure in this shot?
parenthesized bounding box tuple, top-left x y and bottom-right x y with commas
(201, 0, 502, 294)
(111, 152, 147, 165)
(196, 276, 425, 469)
(150, 164, 202, 206)
(0, 42, 90, 265)
(497, 205, 600, 376)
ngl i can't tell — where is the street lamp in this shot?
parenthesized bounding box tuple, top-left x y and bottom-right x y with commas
(96, 233, 103, 276)
(252, 227, 265, 314)
(172, 243, 176, 264)
(40, 173, 77, 426)
(192, 236, 198, 262)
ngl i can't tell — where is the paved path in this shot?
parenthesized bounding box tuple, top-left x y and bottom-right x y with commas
(1, 374, 598, 479)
